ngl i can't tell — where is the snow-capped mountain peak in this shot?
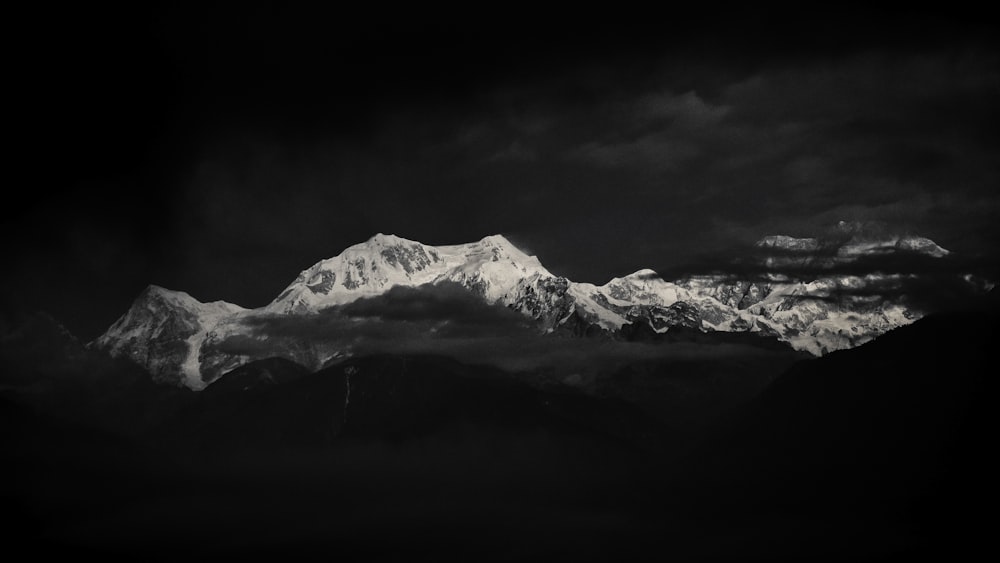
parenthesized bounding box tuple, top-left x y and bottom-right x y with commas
(595, 269, 685, 307)
(94, 285, 246, 389)
(140, 284, 197, 306)
(266, 233, 552, 313)
(622, 268, 660, 279)
(367, 232, 407, 244)
(135, 284, 245, 314)
(93, 229, 981, 390)
(435, 235, 553, 302)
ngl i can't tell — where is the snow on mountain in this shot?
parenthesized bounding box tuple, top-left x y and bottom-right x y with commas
(755, 235, 821, 253)
(838, 235, 950, 259)
(265, 233, 552, 314)
(96, 235, 561, 388)
(93, 285, 247, 389)
(94, 230, 964, 389)
(597, 269, 687, 307)
(557, 271, 693, 331)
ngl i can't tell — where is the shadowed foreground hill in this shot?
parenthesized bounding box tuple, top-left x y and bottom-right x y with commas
(2, 305, 996, 561)
(677, 307, 997, 560)
(3, 349, 673, 562)
(154, 354, 665, 457)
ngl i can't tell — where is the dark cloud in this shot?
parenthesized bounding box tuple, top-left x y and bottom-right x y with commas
(786, 272, 996, 316)
(239, 283, 532, 347)
(150, 47, 1000, 285)
(242, 308, 372, 343)
(7, 7, 998, 336)
(230, 284, 781, 381)
(214, 334, 276, 358)
(429, 49, 1000, 285)
(631, 90, 733, 126)
(340, 283, 531, 328)
(486, 141, 538, 163)
(700, 53, 1000, 242)
(663, 236, 998, 315)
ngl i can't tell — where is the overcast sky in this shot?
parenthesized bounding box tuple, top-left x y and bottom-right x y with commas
(5, 6, 998, 339)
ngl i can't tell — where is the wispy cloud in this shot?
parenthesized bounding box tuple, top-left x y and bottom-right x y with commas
(486, 140, 538, 162)
(568, 134, 703, 169)
(172, 49, 1000, 301)
(631, 90, 732, 127)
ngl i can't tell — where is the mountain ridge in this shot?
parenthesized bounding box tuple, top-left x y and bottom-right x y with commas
(93, 230, 979, 389)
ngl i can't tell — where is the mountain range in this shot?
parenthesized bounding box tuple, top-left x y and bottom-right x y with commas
(2, 224, 993, 561)
(4, 287, 994, 561)
(93, 225, 977, 389)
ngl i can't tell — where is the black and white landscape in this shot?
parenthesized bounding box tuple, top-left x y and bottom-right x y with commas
(4, 6, 998, 562)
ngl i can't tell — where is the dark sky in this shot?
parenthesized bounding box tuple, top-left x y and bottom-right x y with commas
(6, 5, 999, 339)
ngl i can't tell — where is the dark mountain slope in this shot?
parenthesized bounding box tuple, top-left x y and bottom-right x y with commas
(155, 354, 665, 456)
(31, 354, 670, 562)
(201, 356, 312, 395)
(676, 306, 997, 560)
(0, 312, 194, 435)
(6, 303, 995, 561)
